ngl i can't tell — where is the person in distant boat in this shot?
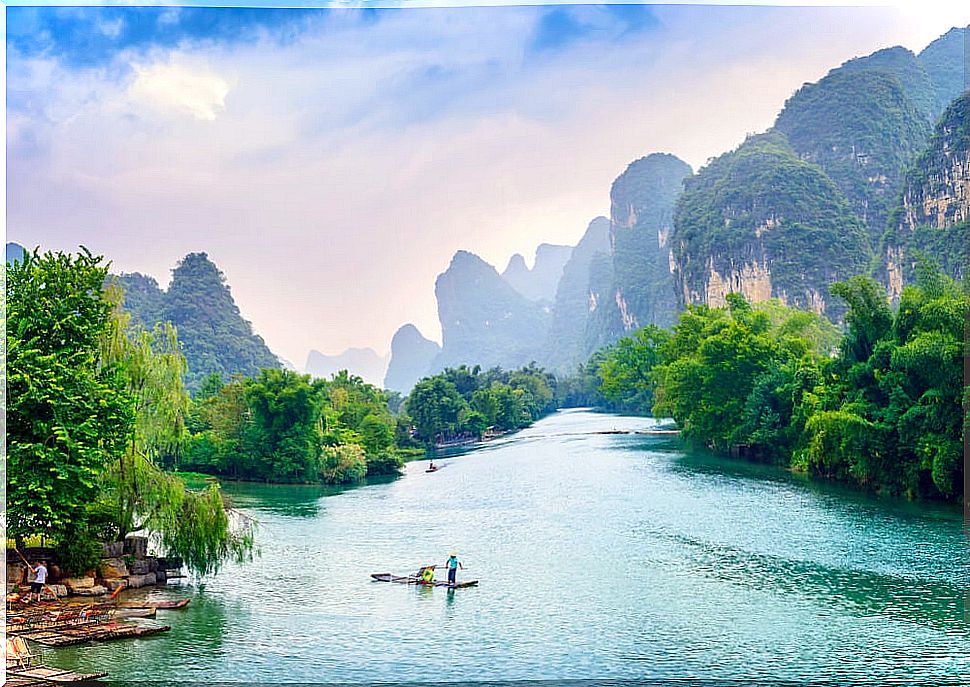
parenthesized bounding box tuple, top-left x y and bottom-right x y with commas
(428, 460, 435, 471)
(444, 552, 463, 586)
(419, 565, 435, 585)
(29, 560, 48, 603)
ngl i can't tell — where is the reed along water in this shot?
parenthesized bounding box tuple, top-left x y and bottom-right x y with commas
(45, 409, 969, 682)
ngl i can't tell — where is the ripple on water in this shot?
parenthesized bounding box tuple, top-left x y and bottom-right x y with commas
(42, 410, 970, 682)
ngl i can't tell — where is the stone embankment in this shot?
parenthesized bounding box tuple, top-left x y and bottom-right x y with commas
(6, 536, 182, 600)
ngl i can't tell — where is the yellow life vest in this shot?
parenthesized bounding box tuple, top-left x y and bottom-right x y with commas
(421, 567, 434, 583)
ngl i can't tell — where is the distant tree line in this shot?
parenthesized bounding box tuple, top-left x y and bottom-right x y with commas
(405, 364, 557, 445)
(182, 369, 404, 484)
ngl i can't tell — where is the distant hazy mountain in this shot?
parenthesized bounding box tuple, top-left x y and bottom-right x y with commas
(433, 250, 550, 371)
(501, 243, 573, 302)
(117, 252, 281, 392)
(918, 26, 969, 117)
(543, 217, 611, 372)
(305, 347, 389, 387)
(383, 324, 442, 394)
(6, 242, 26, 264)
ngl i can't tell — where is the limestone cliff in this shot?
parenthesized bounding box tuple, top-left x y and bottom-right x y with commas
(543, 217, 611, 372)
(585, 153, 692, 348)
(383, 324, 441, 394)
(433, 250, 551, 372)
(670, 133, 870, 319)
(882, 92, 970, 298)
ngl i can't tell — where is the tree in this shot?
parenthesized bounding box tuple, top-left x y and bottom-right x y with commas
(6, 248, 134, 553)
(99, 285, 254, 574)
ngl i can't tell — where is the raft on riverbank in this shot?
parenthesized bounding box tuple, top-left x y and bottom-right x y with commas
(11, 619, 171, 647)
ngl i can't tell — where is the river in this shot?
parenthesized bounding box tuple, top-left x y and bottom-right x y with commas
(45, 409, 968, 682)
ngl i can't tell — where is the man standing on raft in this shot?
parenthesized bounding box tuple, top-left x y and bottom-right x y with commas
(444, 551, 463, 586)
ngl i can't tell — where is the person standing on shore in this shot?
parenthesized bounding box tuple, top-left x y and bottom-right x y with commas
(29, 560, 48, 603)
(444, 551, 463, 586)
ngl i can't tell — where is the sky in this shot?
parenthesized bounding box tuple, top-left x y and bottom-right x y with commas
(7, 2, 970, 368)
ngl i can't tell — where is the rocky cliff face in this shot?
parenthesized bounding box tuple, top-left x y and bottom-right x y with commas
(883, 92, 970, 298)
(501, 243, 573, 302)
(383, 324, 441, 394)
(670, 133, 870, 319)
(543, 217, 611, 372)
(305, 347, 389, 387)
(585, 153, 692, 346)
(433, 250, 550, 372)
(774, 59, 931, 245)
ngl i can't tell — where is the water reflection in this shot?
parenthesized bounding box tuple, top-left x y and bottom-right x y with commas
(222, 473, 401, 518)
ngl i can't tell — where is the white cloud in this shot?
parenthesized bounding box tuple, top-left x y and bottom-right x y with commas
(8, 5, 969, 366)
(129, 58, 231, 121)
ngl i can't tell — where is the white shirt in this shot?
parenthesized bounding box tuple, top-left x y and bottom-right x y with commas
(34, 564, 48, 584)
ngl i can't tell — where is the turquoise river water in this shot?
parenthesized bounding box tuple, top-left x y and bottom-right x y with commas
(45, 409, 968, 682)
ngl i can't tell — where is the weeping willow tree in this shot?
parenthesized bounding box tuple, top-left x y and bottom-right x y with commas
(98, 284, 255, 575)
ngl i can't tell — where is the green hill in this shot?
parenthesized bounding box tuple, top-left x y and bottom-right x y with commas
(774, 66, 931, 245)
(117, 253, 280, 392)
(670, 132, 870, 320)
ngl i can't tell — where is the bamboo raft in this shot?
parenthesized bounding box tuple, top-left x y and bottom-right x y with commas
(11, 620, 171, 647)
(371, 573, 479, 588)
(5, 665, 107, 685)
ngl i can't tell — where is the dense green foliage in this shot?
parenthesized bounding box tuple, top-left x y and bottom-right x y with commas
(7, 249, 253, 575)
(774, 68, 930, 244)
(838, 47, 937, 121)
(593, 267, 967, 501)
(118, 252, 280, 393)
(405, 364, 556, 445)
(672, 132, 870, 319)
(7, 249, 135, 555)
(183, 369, 403, 483)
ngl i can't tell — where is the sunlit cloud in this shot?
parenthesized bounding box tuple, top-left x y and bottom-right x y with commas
(130, 58, 231, 121)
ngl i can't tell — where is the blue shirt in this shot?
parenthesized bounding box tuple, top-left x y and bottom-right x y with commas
(447, 556, 459, 569)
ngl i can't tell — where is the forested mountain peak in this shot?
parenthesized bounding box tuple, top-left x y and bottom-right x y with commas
(670, 131, 870, 319)
(592, 152, 692, 341)
(882, 91, 970, 297)
(774, 64, 931, 244)
(117, 252, 280, 392)
(918, 25, 969, 117)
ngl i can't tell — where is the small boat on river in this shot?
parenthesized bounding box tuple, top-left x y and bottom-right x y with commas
(370, 573, 478, 588)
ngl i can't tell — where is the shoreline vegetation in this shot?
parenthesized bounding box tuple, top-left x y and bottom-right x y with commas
(5, 247, 967, 585)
